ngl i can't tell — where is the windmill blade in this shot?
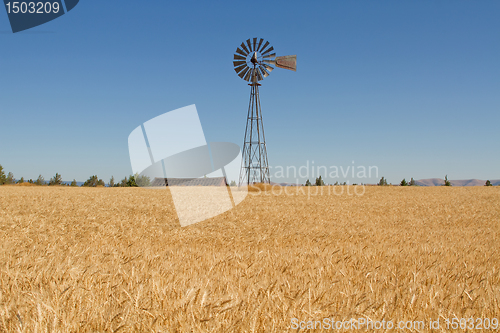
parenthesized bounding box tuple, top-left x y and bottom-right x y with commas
(233, 60, 246, 67)
(256, 38, 264, 53)
(234, 54, 246, 61)
(253, 38, 257, 52)
(238, 66, 250, 79)
(263, 60, 276, 66)
(234, 64, 247, 73)
(275, 55, 297, 71)
(262, 63, 274, 73)
(246, 39, 253, 52)
(236, 47, 247, 57)
(263, 53, 276, 59)
(256, 69, 263, 81)
(259, 41, 270, 52)
(240, 43, 249, 55)
(261, 46, 274, 56)
(244, 68, 253, 81)
(259, 65, 270, 78)
(259, 68, 269, 78)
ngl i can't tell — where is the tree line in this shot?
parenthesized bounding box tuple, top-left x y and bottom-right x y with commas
(302, 174, 496, 187)
(0, 164, 150, 187)
(1, 164, 497, 187)
(382, 175, 494, 187)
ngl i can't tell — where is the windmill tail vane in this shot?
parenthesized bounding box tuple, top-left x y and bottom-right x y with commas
(233, 38, 296, 186)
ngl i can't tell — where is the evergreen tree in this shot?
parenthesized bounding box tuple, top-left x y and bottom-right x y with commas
(5, 172, 15, 184)
(409, 178, 416, 186)
(109, 176, 115, 188)
(0, 164, 6, 185)
(83, 175, 98, 187)
(35, 175, 45, 186)
(49, 173, 63, 186)
(120, 176, 128, 187)
(485, 180, 492, 186)
(378, 177, 388, 186)
(17, 177, 25, 184)
(70, 179, 78, 187)
(305, 179, 311, 186)
(315, 175, 325, 186)
(400, 178, 408, 186)
(229, 180, 237, 187)
(127, 175, 138, 187)
(444, 175, 451, 186)
(82, 175, 105, 187)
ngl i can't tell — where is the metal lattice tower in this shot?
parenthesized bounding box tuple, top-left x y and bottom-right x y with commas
(241, 75, 270, 184)
(232, 38, 296, 185)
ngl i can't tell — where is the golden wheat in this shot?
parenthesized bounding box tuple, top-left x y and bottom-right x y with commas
(0, 186, 499, 332)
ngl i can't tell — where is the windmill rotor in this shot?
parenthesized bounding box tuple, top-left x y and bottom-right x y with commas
(233, 38, 297, 83)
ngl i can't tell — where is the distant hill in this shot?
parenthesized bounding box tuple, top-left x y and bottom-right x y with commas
(415, 179, 500, 187)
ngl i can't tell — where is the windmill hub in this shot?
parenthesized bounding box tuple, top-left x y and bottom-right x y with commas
(233, 38, 297, 185)
(250, 52, 258, 65)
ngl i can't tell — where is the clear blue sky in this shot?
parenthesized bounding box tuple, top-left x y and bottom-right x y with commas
(1, 0, 499, 184)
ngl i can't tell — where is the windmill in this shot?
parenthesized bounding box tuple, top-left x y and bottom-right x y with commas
(233, 38, 297, 186)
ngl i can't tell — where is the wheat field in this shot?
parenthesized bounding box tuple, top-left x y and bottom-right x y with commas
(0, 185, 499, 332)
